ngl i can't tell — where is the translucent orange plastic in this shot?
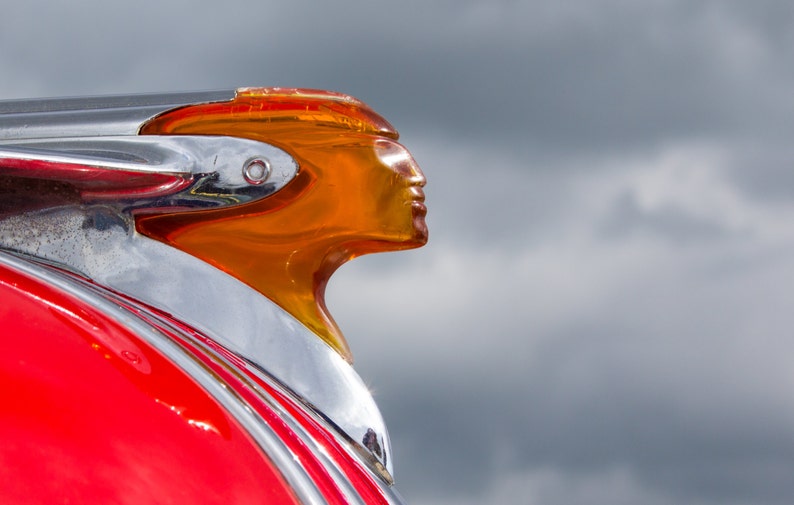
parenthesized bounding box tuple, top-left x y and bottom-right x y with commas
(138, 88, 428, 362)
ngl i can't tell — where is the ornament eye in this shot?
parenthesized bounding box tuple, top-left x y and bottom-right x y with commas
(243, 158, 271, 186)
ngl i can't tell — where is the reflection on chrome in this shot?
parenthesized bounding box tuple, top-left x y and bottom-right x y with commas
(0, 89, 422, 488)
(0, 199, 395, 481)
(0, 135, 298, 210)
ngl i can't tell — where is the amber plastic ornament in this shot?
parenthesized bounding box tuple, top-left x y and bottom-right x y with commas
(138, 88, 428, 362)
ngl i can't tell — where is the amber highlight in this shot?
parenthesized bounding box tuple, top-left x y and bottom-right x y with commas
(138, 88, 427, 362)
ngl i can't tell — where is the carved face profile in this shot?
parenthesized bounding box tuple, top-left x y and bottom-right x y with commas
(137, 88, 428, 362)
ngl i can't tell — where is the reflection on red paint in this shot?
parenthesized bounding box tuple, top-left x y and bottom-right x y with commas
(123, 295, 392, 504)
(0, 264, 299, 504)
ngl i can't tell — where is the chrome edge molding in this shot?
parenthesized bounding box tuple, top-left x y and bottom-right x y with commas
(0, 250, 329, 505)
(0, 90, 235, 139)
(0, 89, 395, 479)
(133, 310, 370, 504)
(0, 207, 394, 479)
(0, 136, 299, 209)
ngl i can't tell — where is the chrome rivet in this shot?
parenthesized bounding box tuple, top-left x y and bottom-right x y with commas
(243, 158, 271, 185)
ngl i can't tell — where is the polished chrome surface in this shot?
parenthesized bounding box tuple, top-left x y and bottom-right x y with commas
(0, 250, 329, 505)
(0, 205, 395, 479)
(0, 89, 396, 481)
(135, 311, 369, 503)
(0, 136, 298, 208)
(0, 90, 235, 139)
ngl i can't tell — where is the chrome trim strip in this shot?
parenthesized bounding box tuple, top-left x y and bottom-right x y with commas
(0, 206, 395, 478)
(0, 90, 235, 139)
(0, 89, 395, 479)
(0, 250, 328, 504)
(131, 310, 370, 504)
(0, 136, 299, 208)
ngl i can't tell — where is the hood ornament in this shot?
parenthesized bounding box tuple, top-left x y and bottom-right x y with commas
(0, 88, 429, 478)
(137, 87, 429, 362)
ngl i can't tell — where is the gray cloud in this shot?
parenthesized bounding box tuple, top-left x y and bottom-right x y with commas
(598, 191, 735, 243)
(331, 135, 794, 503)
(335, 222, 794, 503)
(6, 1, 794, 148)
(6, 1, 794, 504)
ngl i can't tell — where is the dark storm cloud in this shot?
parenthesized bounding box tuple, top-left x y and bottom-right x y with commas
(235, 0, 794, 151)
(337, 225, 794, 504)
(383, 361, 794, 504)
(332, 128, 794, 503)
(6, 1, 794, 149)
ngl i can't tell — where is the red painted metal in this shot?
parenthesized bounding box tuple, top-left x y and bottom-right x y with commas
(153, 314, 392, 504)
(0, 263, 300, 504)
(253, 375, 391, 505)
(107, 279, 393, 504)
(131, 315, 352, 505)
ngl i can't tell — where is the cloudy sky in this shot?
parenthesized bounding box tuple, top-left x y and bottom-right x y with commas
(5, 1, 794, 503)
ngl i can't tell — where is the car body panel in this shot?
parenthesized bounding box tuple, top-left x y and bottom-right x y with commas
(0, 88, 422, 503)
